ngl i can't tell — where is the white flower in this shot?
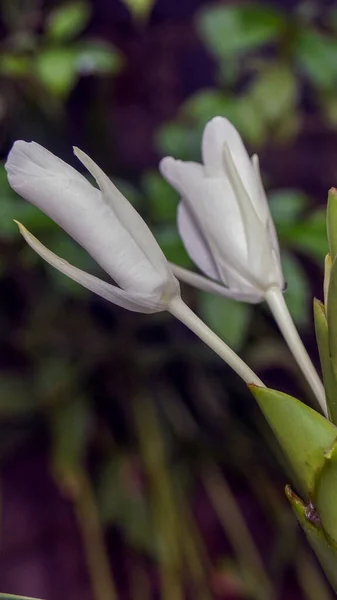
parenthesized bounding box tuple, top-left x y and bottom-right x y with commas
(5, 141, 180, 313)
(160, 116, 326, 413)
(159, 116, 284, 303)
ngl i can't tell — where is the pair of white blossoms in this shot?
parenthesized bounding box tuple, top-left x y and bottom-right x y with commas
(5, 117, 326, 413)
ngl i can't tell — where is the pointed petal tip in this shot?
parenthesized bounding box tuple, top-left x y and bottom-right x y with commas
(13, 219, 26, 235)
(159, 156, 177, 175)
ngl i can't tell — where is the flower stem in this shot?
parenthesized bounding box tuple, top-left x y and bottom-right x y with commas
(169, 297, 264, 386)
(265, 287, 327, 415)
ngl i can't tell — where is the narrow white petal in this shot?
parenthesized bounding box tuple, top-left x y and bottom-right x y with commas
(74, 147, 173, 280)
(6, 141, 173, 298)
(177, 201, 220, 280)
(170, 263, 263, 303)
(16, 222, 167, 313)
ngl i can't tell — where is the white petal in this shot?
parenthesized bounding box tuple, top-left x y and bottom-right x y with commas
(16, 222, 168, 313)
(170, 263, 263, 303)
(74, 147, 172, 280)
(6, 141, 173, 299)
(177, 200, 220, 280)
(159, 157, 205, 196)
(202, 117, 265, 219)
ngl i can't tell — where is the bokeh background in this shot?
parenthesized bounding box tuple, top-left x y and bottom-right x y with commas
(0, 0, 336, 598)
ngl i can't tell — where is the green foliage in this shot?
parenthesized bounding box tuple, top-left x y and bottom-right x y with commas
(142, 171, 179, 223)
(286, 486, 337, 592)
(295, 30, 337, 91)
(314, 299, 337, 424)
(46, 1, 91, 41)
(0, 0, 122, 103)
(327, 188, 337, 262)
(281, 252, 310, 327)
(327, 257, 337, 384)
(249, 385, 337, 499)
(197, 4, 284, 59)
(121, 0, 156, 21)
(314, 440, 337, 548)
(199, 293, 251, 351)
(34, 48, 79, 97)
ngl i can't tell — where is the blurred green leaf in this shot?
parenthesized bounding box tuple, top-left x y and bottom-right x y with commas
(276, 202, 327, 264)
(199, 293, 251, 351)
(281, 251, 310, 327)
(269, 189, 309, 225)
(250, 385, 337, 499)
(296, 30, 337, 90)
(34, 48, 78, 97)
(0, 54, 30, 77)
(248, 64, 298, 135)
(121, 0, 156, 21)
(183, 90, 237, 127)
(50, 396, 91, 479)
(46, 1, 91, 41)
(154, 226, 193, 268)
(142, 171, 179, 223)
(74, 40, 122, 75)
(198, 4, 284, 60)
(156, 123, 200, 160)
(98, 454, 155, 554)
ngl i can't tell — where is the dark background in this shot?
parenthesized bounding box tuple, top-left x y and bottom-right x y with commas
(0, 0, 336, 598)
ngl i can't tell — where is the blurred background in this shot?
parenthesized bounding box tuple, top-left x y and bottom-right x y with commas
(0, 0, 335, 598)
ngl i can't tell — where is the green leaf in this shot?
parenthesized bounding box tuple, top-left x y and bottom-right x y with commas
(197, 4, 284, 59)
(183, 90, 237, 127)
(155, 122, 201, 160)
(199, 293, 251, 351)
(121, 0, 156, 20)
(0, 54, 31, 77)
(296, 30, 337, 90)
(46, 1, 91, 41)
(314, 299, 337, 424)
(248, 64, 298, 127)
(327, 188, 337, 261)
(50, 397, 91, 482)
(286, 485, 337, 592)
(269, 189, 309, 225)
(97, 454, 155, 555)
(142, 171, 179, 223)
(314, 440, 337, 548)
(73, 40, 122, 75)
(327, 256, 337, 381)
(249, 385, 337, 498)
(34, 48, 78, 97)
(281, 252, 310, 327)
(279, 209, 328, 264)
